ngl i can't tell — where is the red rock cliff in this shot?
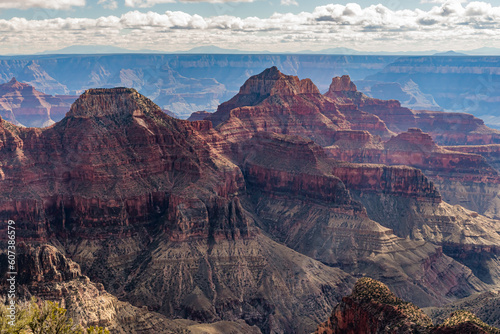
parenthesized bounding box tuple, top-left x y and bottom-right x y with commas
(206, 67, 391, 146)
(325, 75, 500, 145)
(0, 77, 74, 127)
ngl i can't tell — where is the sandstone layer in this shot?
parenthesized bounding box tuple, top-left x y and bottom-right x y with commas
(325, 75, 500, 145)
(206, 67, 390, 146)
(0, 77, 75, 127)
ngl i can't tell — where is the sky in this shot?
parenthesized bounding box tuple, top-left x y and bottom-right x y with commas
(0, 0, 500, 54)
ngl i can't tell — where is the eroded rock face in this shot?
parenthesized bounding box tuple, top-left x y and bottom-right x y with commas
(325, 75, 500, 145)
(0, 87, 356, 334)
(0, 77, 75, 127)
(325, 128, 500, 287)
(239, 133, 485, 307)
(326, 127, 500, 215)
(315, 278, 499, 334)
(206, 67, 391, 146)
(0, 244, 262, 334)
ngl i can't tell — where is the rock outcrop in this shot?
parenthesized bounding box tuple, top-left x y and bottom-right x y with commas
(326, 129, 500, 286)
(315, 278, 433, 334)
(425, 291, 500, 330)
(240, 132, 485, 307)
(206, 67, 390, 146)
(315, 278, 500, 334)
(0, 77, 75, 127)
(0, 244, 262, 334)
(325, 75, 500, 145)
(188, 110, 211, 121)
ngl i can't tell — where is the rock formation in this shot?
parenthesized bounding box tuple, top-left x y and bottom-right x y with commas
(0, 77, 75, 127)
(1, 243, 262, 334)
(240, 132, 486, 307)
(0, 87, 355, 334)
(206, 67, 390, 146)
(325, 75, 500, 145)
(2, 67, 500, 333)
(325, 128, 500, 288)
(188, 110, 211, 121)
(315, 278, 500, 334)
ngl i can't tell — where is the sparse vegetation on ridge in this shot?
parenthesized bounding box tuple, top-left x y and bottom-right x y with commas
(439, 310, 500, 333)
(0, 299, 109, 334)
(352, 277, 433, 328)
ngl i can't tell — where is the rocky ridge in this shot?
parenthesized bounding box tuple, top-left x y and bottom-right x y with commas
(315, 278, 500, 334)
(325, 75, 500, 145)
(0, 77, 75, 127)
(206, 67, 390, 146)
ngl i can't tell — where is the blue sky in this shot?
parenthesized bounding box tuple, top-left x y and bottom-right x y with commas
(0, 0, 499, 54)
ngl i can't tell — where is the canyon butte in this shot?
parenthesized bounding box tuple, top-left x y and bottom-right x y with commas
(1, 67, 500, 333)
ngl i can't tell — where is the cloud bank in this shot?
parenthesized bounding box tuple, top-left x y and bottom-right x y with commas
(1, 1, 500, 54)
(0, 0, 85, 10)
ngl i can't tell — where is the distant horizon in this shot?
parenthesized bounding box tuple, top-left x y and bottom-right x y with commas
(0, 1, 499, 54)
(4, 44, 500, 57)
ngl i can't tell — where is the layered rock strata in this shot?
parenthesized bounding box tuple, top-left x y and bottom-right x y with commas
(0, 77, 75, 127)
(206, 67, 390, 146)
(0, 87, 355, 334)
(325, 75, 500, 145)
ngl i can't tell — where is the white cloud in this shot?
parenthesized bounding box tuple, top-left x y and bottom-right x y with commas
(0, 0, 85, 9)
(281, 0, 298, 6)
(420, 0, 467, 3)
(0, 1, 499, 54)
(125, 0, 253, 7)
(98, 0, 117, 9)
(124, 0, 174, 7)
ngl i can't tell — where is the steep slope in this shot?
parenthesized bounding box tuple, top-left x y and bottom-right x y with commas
(239, 132, 486, 307)
(204, 67, 500, 302)
(0, 77, 75, 127)
(204, 68, 500, 297)
(325, 129, 500, 288)
(315, 278, 500, 334)
(325, 75, 500, 145)
(326, 128, 500, 219)
(0, 243, 262, 334)
(425, 291, 500, 330)
(206, 67, 390, 146)
(0, 88, 355, 334)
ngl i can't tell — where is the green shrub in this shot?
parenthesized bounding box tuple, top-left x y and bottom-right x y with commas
(0, 299, 109, 334)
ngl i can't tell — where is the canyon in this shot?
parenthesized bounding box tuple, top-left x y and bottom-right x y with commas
(0, 54, 498, 129)
(0, 65, 499, 333)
